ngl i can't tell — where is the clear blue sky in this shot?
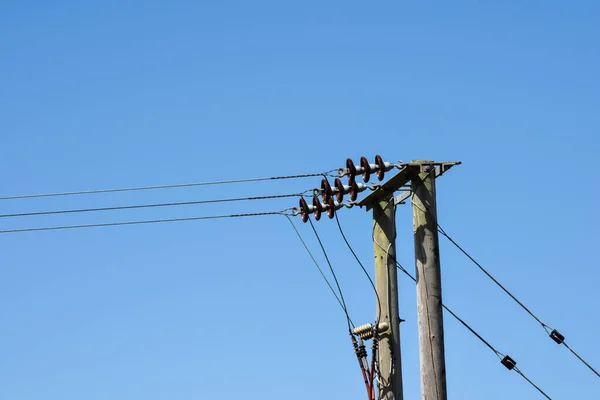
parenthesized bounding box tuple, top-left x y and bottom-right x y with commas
(1, 1, 598, 399)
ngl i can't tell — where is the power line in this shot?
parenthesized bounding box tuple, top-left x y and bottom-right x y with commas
(335, 212, 382, 400)
(395, 261, 552, 399)
(437, 223, 600, 379)
(0, 210, 291, 234)
(334, 213, 381, 325)
(0, 170, 339, 201)
(307, 210, 354, 333)
(437, 224, 545, 326)
(0, 192, 308, 219)
(285, 215, 355, 329)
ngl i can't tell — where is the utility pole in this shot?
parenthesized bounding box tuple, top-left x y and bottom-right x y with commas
(359, 165, 417, 400)
(304, 157, 459, 400)
(372, 197, 403, 400)
(411, 161, 447, 400)
(358, 159, 458, 400)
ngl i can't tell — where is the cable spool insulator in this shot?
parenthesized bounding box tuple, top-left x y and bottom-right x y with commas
(375, 155, 395, 181)
(360, 157, 377, 182)
(352, 322, 390, 340)
(321, 178, 333, 202)
(349, 178, 368, 201)
(312, 195, 325, 221)
(358, 343, 368, 359)
(326, 197, 344, 219)
(349, 176, 358, 201)
(299, 197, 313, 223)
(346, 158, 357, 180)
(353, 323, 375, 340)
(334, 178, 351, 202)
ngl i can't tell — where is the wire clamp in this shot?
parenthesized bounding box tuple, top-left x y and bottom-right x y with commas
(501, 355, 517, 370)
(550, 329, 565, 345)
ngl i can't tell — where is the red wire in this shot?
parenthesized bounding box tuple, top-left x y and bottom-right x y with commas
(360, 366, 371, 400)
(368, 348, 377, 400)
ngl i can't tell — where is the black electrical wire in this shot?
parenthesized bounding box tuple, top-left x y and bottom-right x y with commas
(0, 210, 292, 234)
(336, 212, 382, 400)
(395, 261, 552, 399)
(285, 215, 355, 329)
(0, 192, 309, 219)
(395, 262, 497, 355)
(334, 213, 382, 326)
(306, 211, 353, 332)
(0, 170, 339, 201)
(562, 342, 600, 379)
(437, 224, 546, 327)
(411, 172, 599, 380)
(437, 223, 600, 379)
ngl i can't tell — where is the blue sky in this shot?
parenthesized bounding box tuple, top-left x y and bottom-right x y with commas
(1, 1, 598, 399)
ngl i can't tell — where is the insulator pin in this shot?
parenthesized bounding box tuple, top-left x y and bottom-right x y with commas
(352, 322, 390, 340)
(349, 177, 368, 201)
(353, 323, 373, 340)
(299, 197, 315, 223)
(358, 343, 368, 359)
(325, 197, 341, 219)
(375, 154, 395, 181)
(334, 178, 351, 202)
(344, 155, 397, 182)
(321, 179, 334, 202)
(360, 157, 377, 182)
(346, 158, 366, 180)
(312, 195, 329, 221)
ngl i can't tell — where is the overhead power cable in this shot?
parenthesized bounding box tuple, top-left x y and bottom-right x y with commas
(0, 210, 291, 234)
(409, 173, 600, 380)
(395, 261, 552, 399)
(285, 215, 355, 329)
(0, 192, 309, 219)
(437, 223, 600, 379)
(306, 209, 354, 333)
(334, 213, 381, 325)
(335, 213, 382, 400)
(0, 170, 339, 201)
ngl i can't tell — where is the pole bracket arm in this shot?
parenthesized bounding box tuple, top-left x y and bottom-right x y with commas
(358, 161, 461, 211)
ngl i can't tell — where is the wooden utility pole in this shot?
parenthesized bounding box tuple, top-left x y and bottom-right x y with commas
(360, 166, 416, 400)
(358, 159, 458, 400)
(411, 161, 448, 400)
(372, 197, 403, 400)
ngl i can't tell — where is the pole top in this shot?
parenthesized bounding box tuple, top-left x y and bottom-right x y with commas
(357, 161, 461, 211)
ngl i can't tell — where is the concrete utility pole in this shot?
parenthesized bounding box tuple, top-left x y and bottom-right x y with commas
(372, 197, 403, 400)
(411, 161, 448, 400)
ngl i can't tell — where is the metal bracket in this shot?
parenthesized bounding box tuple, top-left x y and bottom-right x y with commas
(357, 166, 418, 210)
(394, 190, 412, 205)
(358, 161, 461, 211)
